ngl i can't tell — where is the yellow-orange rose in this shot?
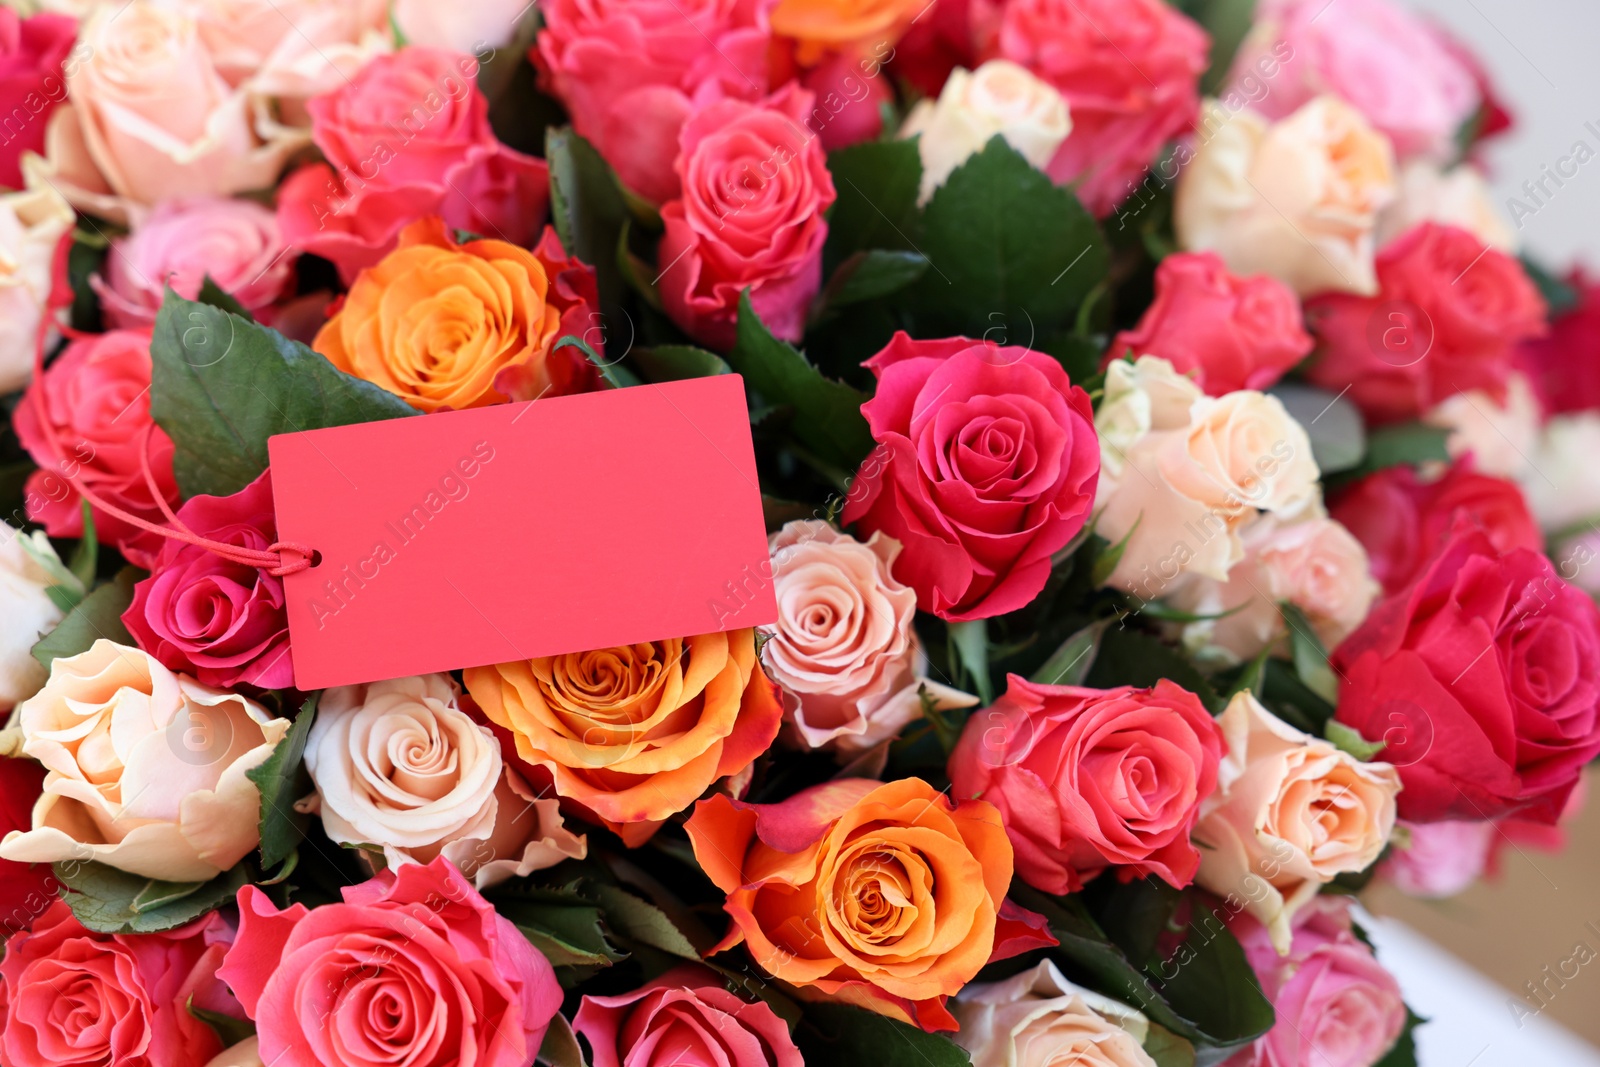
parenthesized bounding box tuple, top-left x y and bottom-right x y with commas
(771, 0, 924, 65)
(464, 629, 782, 846)
(313, 218, 568, 412)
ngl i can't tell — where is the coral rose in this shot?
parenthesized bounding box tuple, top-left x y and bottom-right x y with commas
(952, 959, 1158, 1067)
(0, 640, 290, 881)
(0, 524, 64, 710)
(0, 8, 78, 190)
(302, 673, 585, 887)
(464, 628, 782, 845)
(218, 857, 562, 1067)
(1104, 252, 1313, 396)
(1194, 691, 1399, 953)
(575, 965, 804, 1067)
(0, 184, 73, 395)
(0, 901, 242, 1067)
(949, 677, 1223, 894)
(314, 217, 600, 412)
(843, 334, 1100, 620)
(14, 329, 181, 570)
(685, 777, 1055, 1032)
(763, 520, 976, 754)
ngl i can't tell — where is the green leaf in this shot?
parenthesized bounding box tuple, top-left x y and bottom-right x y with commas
(1374, 1008, 1426, 1067)
(1344, 422, 1451, 481)
(631, 344, 732, 383)
(1187, 0, 1259, 95)
(196, 276, 252, 320)
(727, 292, 875, 470)
(1092, 516, 1141, 588)
(68, 499, 98, 588)
(1084, 626, 1222, 712)
(537, 1014, 591, 1067)
(32, 567, 139, 670)
(1281, 602, 1339, 705)
(150, 293, 418, 498)
(494, 887, 625, 971)
(246, 695, 317, 872)
(796, 1002, 971, 1067)
(1144, 1023, 1197, 1067)
(55, 860, 249, 934)
(548, 126, 630, 318)
(818, 250, 929, 311)
(189, 999, 255, 1048)
(1269, 382, 1365, 475)
(823, 139, 923, 272)
(591, 883, 701, 959)
(554, 335, 639, 389)
(1521, 255, 1579, 317)
(1325, 720, 1387, 761)
(948, 618, 993, 705)
(1033, 618, 1113, 686)
(910, 137, 1107, 337)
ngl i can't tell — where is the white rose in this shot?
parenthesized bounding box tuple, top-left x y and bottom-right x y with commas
(393, 0, 530, 54)
(901, 60, 1071, 204)
(1523, 412, 1600, 533)
(1425, 371, 1541, 481)
(0, 185, 74, 394)
(1379, 160, 1516, 253)
(302, 674, 585, 888)
(952, 959, 1155, 1067)
(1176, 96, 1397, 296)
(0, 524, 67, 710)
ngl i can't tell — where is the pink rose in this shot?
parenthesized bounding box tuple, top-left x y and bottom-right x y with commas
(802, 51, 892, 150)
(0, 8, 78, 190)
(844, 334, 1099, 620)
(13, 330, 180, 570)
(1105, 252, 1313, 395)
(277, 48, 549, 282)
(94, 198, 296, 330)
(218, 857, 562, 1067)
(0, 901, 242, 1067)
(1225, 897, 1406, 1067)
(535, 0, 770, 204)
(123, 470, 293, 690)
(575, 966, 804, 1067)
(1379, 819, 1492, 898)
(1228, 0, 1478, 162)
(949, 677, 1224, 893)
(658, 85, 835, 349)
(980, 0, 1208, 216)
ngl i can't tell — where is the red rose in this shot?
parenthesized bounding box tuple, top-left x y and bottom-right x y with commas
(123, 470, 292, 690)
(1517, 268, 1600, 417)
(980, 0, 1208, 216)
(842, 333, 1099, 620)
(0, 757, 52, 937)
(1330, 459, 1543, 596)
(0, 901, 241, 1067)
(277, 48, 549, 283)
(1332, 522, 1600, 824)
(657, 85, 835, 349)
(0, 10, 76, 190)
(1306, 222, 1547, 424)
(13, 330, 180, 569)
(1104, 251, 1313, 395)
(575, 965, 804, 1067)
(948, 677, 1223, 894)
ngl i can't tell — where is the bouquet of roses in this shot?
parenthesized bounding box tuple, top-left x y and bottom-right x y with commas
(1, 0, 1596, 1066)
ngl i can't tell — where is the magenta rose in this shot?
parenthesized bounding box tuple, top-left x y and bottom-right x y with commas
(217, 857, 562, 1067)
(0, 900, 241, 1067)
(1225, 897, 1406, 1067)
(980, 0, 1208, 216)
(575, 966, 804, 1067)
(657, 84, 835, 349)
(842, 334, 1099, 620)
(0, 9, 76, 190)
(95, 198, 296, 330)
(13, 330, 180, 570)
(123, 469, 293, 690)
(277, 48, 549, 282)
(949, 677, 1223, 893)
(1105, 251, 1312, 395)
(535, 0, 770, 204)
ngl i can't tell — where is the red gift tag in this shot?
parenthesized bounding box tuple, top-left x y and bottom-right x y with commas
(268, 375, 777, 690)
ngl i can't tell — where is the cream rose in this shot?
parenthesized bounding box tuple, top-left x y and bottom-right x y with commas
(203, 1038, 265, 1067)
(1176, 96, 1397, 296)
(0, 640, 290, 881)
(0, 185, 74, 394)
(181, 0, 390, 102)
(1094, 357, 1320, 594)
(901, 60, 1071, 204)
(392, 0, 530, 54)
(762, 520, 976, 754)
(1379, 160, 1516, 253)
(1167, 514, 1379, 665)
(1425, 371, 1541, 482)
(952, 959, 1156, 1067)
(1523, 413, 1600, 532)
(301, 674, 585, 887)
(0, 524, 66, 711)
(1193, 691, 1400, 953)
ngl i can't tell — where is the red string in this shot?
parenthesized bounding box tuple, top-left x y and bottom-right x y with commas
(29, 233, 313, 578)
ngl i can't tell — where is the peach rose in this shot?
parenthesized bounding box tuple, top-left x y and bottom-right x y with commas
(1167, 514, 1379, 665)
(464, 629, 783, 846)
(301, 674, 586, 888)
(0, 524, 65, 711)
(392, 0, 531, 53)
(314, 218, 599, 412)
(183, 0, 390, 103)
(1094, 357, 1320, 595)
(771, 0, 925, 66)
(1175, 96, 1396, 297)
(900, 60, 1071, 204)
(952, 959, 1156, 1067)
(1193, 691, 1400, 953)
(685, 777, 1053, 1032)
(0, 184, 73, 395)
(763, 520, 976, 754)
(0, 640, 291, 881)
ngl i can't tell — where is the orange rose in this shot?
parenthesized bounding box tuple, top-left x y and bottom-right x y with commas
(463, 629, 782, 846)
(771, 0, 923, 65)
(685, 777, 1056, 1032)
(313, 217, 597, 412)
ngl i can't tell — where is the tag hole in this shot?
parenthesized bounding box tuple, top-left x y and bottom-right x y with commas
(308, 550, 324, 568)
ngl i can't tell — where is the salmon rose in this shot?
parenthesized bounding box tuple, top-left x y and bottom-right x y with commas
(685, 777, 1056, 1032)
(313, 217, 600, 413)
(464, 629, 782, 846)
